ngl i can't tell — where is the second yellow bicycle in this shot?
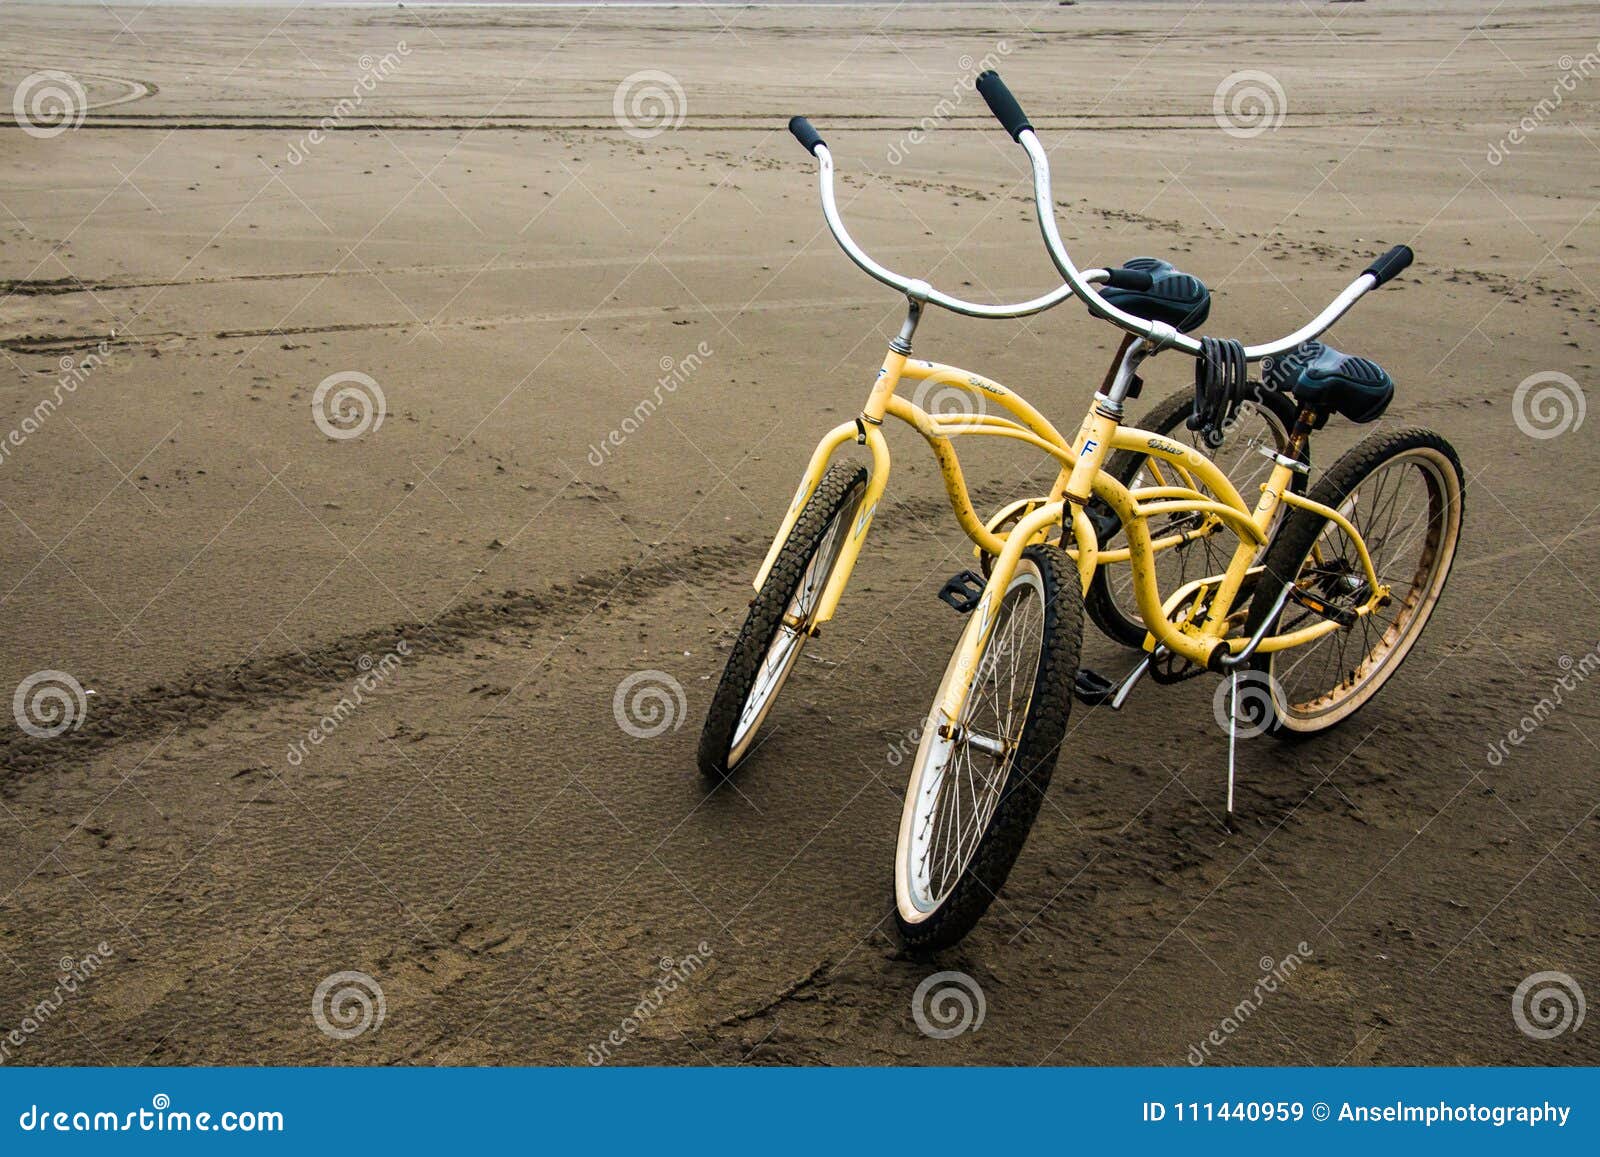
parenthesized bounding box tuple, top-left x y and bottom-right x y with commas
(699, 74, 1464, 951)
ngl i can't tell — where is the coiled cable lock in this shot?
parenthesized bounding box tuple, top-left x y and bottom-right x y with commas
(1188, 336, 1249, 448)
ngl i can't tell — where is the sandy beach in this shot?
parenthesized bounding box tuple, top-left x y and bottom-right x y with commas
(1, 0, 1597, 1064)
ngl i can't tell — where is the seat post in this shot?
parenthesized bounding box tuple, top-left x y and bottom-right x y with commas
(1287, 408, 1319, 460)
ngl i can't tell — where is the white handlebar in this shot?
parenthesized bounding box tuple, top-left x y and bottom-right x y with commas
(805, 131, 1381, 363)
(1016, 130, 1376, 362)
(814, 144, 1095, 319)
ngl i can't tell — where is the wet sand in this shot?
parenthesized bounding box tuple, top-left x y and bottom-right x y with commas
(1, 1, 1597, 1064)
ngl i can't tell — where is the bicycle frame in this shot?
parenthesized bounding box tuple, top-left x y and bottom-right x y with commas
(765, 92, 1412, 732)
(751, 332, 1390, 725)
(745, 80, 1442, 947)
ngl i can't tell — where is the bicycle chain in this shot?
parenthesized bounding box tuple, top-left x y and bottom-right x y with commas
(1148, 648, 1206, 685)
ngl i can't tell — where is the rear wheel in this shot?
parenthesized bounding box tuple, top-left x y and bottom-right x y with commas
(1086, 386, 1302, 647)
(698, 464, 867, 781)
(1243, 428, 1464, 736)
(895, 544, 1082, 952)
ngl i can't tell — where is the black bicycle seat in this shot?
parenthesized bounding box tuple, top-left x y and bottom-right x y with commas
(1263, 340, 1394, 424)
(1100, 257, 1211, 333)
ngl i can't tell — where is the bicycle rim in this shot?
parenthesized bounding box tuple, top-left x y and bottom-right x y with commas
(727, 490, 861, 764)
(1269, 446, 1460, 729)
(900, 561, 1045, 917)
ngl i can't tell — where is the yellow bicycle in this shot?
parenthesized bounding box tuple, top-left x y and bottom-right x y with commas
(699, 74, 1464, 950)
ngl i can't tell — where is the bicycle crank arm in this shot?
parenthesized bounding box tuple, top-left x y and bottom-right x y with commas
(1072, 652, 1154, 710)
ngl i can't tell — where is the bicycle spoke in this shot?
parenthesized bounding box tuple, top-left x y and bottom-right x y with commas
(728, 490, 861, 758)
(1270, 450, 1453, 718)
(910, 567, 1044, 907)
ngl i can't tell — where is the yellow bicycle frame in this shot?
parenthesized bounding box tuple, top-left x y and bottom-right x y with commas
(752, 344, 1389, 725)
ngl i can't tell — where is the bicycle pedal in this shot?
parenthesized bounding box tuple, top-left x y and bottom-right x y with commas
(937, 570, 987, 615)
(1288, 587, 1357, 628)
(1072, 668, 1118, 707)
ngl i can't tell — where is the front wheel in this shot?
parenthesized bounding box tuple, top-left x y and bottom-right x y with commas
(698, 464, 867, 781)
(1242, 427, 1465, 737)
(895, 544, 1083, 952)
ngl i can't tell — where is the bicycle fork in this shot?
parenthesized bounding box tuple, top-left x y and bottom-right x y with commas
(935, 403, 1117, 722)
(750, 347, 902, 629)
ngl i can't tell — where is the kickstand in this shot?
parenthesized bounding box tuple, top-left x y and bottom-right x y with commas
(1226, 671, 1238, 821)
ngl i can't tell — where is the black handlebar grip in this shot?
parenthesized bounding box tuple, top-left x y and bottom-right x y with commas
(788, 116, 825, 156)
(975, 71, 1032, 141)
(1104, 268, 1155, 292)
(1363, 244, 1414, 287)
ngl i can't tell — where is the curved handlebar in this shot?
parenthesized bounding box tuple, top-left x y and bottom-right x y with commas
(788, 78, 1412, 348)
(975, 70, 1031, 141)
(805, 139, 1084, 319)
(976, 71, 1411, 362)
(1364, 244, 1414, 287)
(1015, 128, 1381, 361)
(788, 116, 825, 156)
(1104, 267, 1155, 291)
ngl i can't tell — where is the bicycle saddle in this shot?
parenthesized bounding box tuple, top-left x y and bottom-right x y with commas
(1100, 257, 1211, 333)
(1263, 340, 1394, 424)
